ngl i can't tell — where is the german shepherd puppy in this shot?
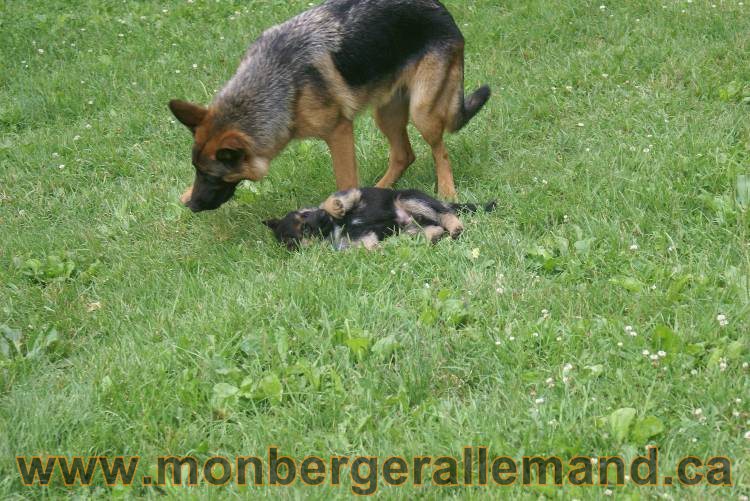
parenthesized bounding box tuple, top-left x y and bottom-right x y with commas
(263, 187, 495, 250)
(169, 0, 490, 212)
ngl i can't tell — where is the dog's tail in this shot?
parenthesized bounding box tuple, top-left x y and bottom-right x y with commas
(450, 85, 491, 132)
(450, 200, 497, 214)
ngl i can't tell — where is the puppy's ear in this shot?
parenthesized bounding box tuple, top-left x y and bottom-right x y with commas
(168, 99, 208, 132)
(263, 219, 280, 231)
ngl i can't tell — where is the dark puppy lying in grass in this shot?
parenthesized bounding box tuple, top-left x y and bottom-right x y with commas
(264, 187, 495, 250)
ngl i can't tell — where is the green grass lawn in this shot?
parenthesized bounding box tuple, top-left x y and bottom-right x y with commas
(1, 0, 749, 498)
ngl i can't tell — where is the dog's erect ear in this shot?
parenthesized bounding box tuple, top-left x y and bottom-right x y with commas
(168, 99, 208, 132)
(263, 219, 280, 231)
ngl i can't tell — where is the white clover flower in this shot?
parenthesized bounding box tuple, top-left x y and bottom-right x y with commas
(693, 408, 703, 417)
(630, 244, 639, 251)
(744, 431, 750, 440)
(717, 314, 729, 327)
(535, 397, 545, 405)
(563, 363, 574, 374)
(495, 340, 502, 346)
(617, 342, 623, 347)
(604, 489, 613, 497)
(642, 350, 650, 356)
(719, 358, 728, 372)
(509, 336, 515, 341)
(37, 48, 44, 54)
(650, 354, 660, 361)
(658, 351, 667, 358)
(532, 332, 540, 338)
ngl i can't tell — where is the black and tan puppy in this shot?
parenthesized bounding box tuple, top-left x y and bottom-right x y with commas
(264, 187, 495, 250)
(169, 0, 490, 212)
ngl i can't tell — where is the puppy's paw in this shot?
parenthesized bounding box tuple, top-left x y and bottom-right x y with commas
(321, 196, 346, 219)
(449, 222, 464, 240)
(423, 226, 446, 244)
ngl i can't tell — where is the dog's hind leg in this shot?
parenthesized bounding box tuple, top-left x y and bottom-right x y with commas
(423, 225, 447, 244)
(409, 52, 462, 200)
(374, 91, 415, 188)
(438, 212, 464, 240)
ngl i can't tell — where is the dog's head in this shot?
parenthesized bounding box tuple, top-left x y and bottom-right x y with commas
(169, 99, 271, 212)
(263, 208, 334, 250)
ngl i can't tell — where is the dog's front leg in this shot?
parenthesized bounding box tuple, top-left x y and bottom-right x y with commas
(325, 119, 359, 191)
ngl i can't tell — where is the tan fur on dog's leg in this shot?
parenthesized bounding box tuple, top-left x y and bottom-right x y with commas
(325, 119, 359, 191)
(320, 189, 362, 219)
(423, 225, 446, 244)
(374, 93, 415, 188)
(353, 232, 380, 251)
(431, 141, 456, 200)
(408, 52, 463, 200)
(439, 213, 464, 239)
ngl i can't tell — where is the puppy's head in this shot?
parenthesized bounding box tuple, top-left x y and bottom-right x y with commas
(169, 99, 270, 212)
(263, 209, 334, 250)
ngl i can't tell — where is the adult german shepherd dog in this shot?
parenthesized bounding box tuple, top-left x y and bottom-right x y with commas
(169, 0, 490, 212)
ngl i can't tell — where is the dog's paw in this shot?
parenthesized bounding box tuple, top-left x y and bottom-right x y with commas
(449, 222, 464, 240)
(321, 197, 346, 219)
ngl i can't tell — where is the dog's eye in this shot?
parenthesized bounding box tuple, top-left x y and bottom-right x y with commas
(216, 148, 243, 165)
